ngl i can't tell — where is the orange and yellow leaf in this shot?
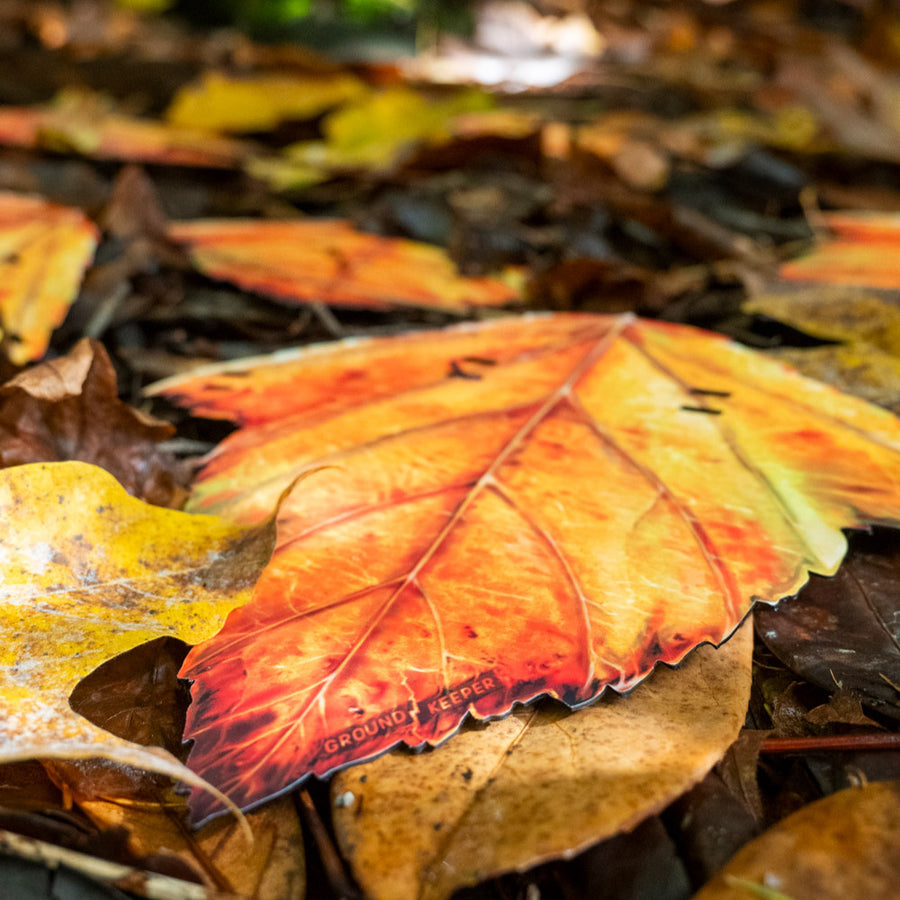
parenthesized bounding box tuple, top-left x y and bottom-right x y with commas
(168, 218, 520, 313)
(0, 193, 97, 364)
(780, 211, 900, 289)
(0, 91, 252, 169)
(153, 313, 900, 821)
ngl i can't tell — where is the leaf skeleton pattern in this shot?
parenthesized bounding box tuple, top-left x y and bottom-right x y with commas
(153, 313, 900, 821)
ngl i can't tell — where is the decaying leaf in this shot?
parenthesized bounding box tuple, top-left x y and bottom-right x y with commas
(152, 313, 900, 821)
(0, 192, 97, 365)
(746, 289, 900, 352)
(165, 70, 367, 133)
(167, 218, 520, 313)
(0, 91, 252, 170)
(0, 461, 274, 804)
(81, 795, 305, 900)
(745, 289, 900, 412)
(0, 339, 184, 507)
(332, 622, 752, 900)
(755, 531, 900, 720)
(780, 212, 900, 289)
(693, 781, 900, 900)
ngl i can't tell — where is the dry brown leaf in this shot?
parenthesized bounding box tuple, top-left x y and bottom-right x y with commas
(332, 622, 752, 900)
(0, 338, 185, 507)
(81, 795, 305, 900)
(694, 781, 900, 900)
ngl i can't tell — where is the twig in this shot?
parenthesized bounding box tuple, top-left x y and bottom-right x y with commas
(760, 733, 900, 754)
(294, 789, 362, 900)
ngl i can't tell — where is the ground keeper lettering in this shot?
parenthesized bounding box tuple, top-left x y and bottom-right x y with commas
(320, 704, 412, 756)
(418, 671, 500, 724)
(318, 671, 501, 758)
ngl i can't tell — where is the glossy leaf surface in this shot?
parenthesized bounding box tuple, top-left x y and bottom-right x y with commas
(0, 193, 97, 364)
(168, 218, 519, 313)
(154, 313, 900, 821)
(333, 622, 751, 900)
(756, 530, 900, 720)
(0, 461, 273, 800)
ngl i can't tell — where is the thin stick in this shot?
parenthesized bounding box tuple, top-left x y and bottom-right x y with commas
(760, 733, 900, 754)
(294, 789, 361, 900)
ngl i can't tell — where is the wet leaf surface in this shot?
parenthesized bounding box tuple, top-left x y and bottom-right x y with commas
(756, 529, 900, 720)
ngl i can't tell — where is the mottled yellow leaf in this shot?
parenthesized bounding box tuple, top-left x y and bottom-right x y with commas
(333, 623, 752, 900)
(745, 288, 900, 412)
(0, 193, 97, 365)
(0, 461, 273, 802)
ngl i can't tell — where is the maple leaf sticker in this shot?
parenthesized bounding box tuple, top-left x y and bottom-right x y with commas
(152, 313, 900, 822)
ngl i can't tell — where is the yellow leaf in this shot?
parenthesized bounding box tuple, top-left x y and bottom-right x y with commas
(0, 461, 273, 804)
(166, 71, 368, 134)
(745, 288, 900, 412)
(281, 87, 493, 175)
(333, 622, 752, 900)
(0, 193, 97, 365)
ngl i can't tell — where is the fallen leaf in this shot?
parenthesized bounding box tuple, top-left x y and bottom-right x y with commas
(152, 313, 900, 821)
(0, 192, 97, 365)
(165, 71, 368, 133)
(0, 460, 274, 807)
(755, 530, 900, 720)
(668, 769, 760, 887)
(744, 288, 900, 412)
(0, 339, 184, 507)
(746, 289, 900, 353)
(247, 86, 494, 189)
(0, 91, 253, 170)
(167, 218, 520, 313)
(780, 212, 900, 289)
(763, 345, 900, 415)
(289, 86, 492, 171)
(81, 795, 305, 900)
(332, 623, 751, 900)
(693, 781, 900, 899)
